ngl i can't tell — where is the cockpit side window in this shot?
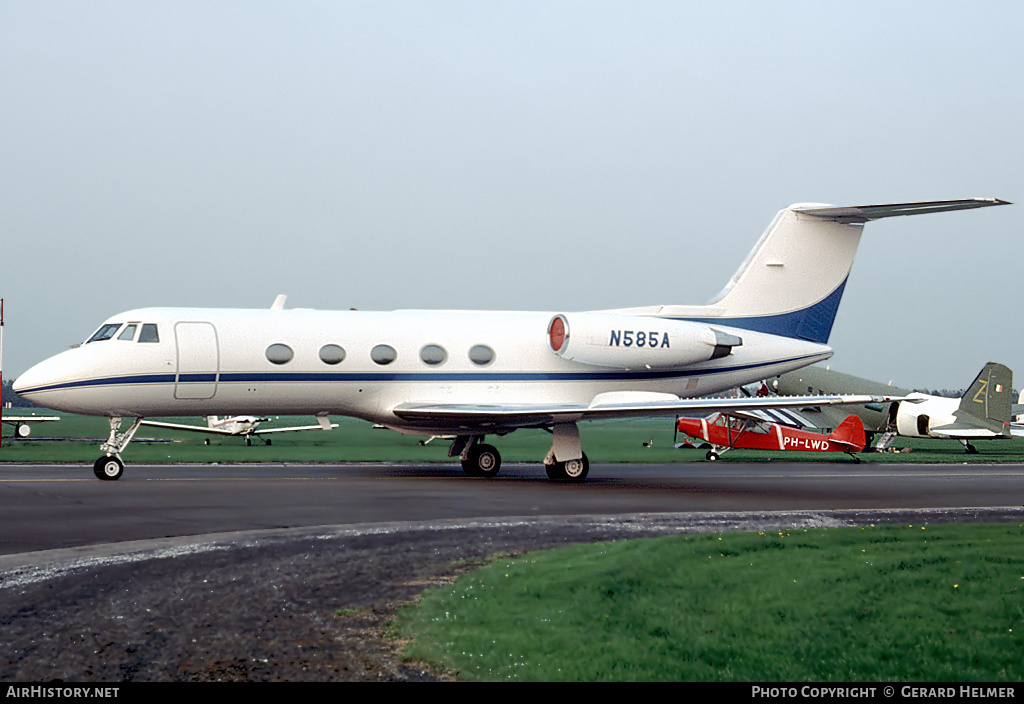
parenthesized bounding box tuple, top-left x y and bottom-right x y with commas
(118, 324, 138, 341)
(138, 324, 160, 343)
(87, 323, 122, 343)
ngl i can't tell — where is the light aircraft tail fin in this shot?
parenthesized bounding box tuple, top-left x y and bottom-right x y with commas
(956, 362, 1012, 427)
(637, 199, 1008, 344)
(827, 414, 866, 453)
(207, 416, 221, 428)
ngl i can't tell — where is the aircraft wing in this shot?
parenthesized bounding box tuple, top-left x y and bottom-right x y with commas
(139, 420, 241, 435)
(2, 416, 60, 424)
(712, 407, 819, 428)
(392, 393, 900, 429)
(253, 423, 338, 434)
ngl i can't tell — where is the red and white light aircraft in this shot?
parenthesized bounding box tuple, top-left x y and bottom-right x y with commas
(677, 412, 867, 461)
(13, 199, 1006, 481)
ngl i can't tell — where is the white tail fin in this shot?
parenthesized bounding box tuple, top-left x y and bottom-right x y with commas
(610, 199, 1008, 344)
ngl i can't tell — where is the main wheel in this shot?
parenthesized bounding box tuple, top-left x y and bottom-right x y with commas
(461, 444, 502, 478)
(706, 451, 719, 461)
(544, 453, 589, 482)
(93, 456, 124, 481)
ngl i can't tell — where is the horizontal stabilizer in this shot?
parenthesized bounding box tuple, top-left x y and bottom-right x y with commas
(929, 425, 1005, 439)
(795, 198, 1009, 223)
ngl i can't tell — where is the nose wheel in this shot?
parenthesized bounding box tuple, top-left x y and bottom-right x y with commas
(93, 456, 124, 481)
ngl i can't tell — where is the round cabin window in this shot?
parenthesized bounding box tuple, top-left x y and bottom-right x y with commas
(419, 344, 447, 366)
(469, 344, 494, 366)
(319, 344, 346, 365)
(266, 343, 294, 365)
(371, 344, 397, 365)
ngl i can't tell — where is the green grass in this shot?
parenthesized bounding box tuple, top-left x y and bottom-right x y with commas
(2, 412, 1023, 463)
(394, 523, 1024, 681)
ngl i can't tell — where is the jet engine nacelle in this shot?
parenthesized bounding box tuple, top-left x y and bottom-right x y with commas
(893, 395, 958, 437)
(547, 313, 741, 370)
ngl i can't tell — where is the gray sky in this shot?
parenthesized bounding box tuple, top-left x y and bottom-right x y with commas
(2, 1, 1021, 389)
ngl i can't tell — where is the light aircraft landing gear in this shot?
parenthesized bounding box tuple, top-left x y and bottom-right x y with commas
(92, 416, 143, 481)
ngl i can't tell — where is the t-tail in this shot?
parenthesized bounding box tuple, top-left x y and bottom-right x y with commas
(956, 362, 1013, 430)
(611, 199, 1008, 344)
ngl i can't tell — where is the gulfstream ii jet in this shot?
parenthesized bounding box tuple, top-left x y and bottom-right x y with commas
(14, 198, 1007, 481)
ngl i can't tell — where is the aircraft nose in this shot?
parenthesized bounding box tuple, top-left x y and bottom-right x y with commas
(13, 354, 67, 395)
(11, 351, 84, 412)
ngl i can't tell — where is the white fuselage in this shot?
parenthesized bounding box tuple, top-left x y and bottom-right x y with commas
(14, 307, 832, 434)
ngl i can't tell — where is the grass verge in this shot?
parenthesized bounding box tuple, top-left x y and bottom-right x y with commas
(2, 414, 1023, 464)
(393, 523, 1024, 681)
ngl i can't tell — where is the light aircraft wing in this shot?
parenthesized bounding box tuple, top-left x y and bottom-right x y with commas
(2, 416, 60, 424)
(251, 423, 339, 434)
(392, 393, 901, 428)
(716, 407, 819, 428)
(139, 420, 240, 436)
(140, 419, 337, 435)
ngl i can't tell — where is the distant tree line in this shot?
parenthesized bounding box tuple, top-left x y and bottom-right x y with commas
(1, 378, 41, 408)
(911, 388, 1020, 400)
(911, 389, 965, 398)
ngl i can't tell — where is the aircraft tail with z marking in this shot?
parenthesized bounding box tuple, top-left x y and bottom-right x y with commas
(609, 199, 1009, 344)
(952, 362, 1013, 432)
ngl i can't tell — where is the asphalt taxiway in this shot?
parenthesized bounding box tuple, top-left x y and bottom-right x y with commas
(2, 461, 1023, 558)
(3, 460, 1023, 681)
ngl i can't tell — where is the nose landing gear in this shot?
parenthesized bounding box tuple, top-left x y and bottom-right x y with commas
(92, 416, 143, 480)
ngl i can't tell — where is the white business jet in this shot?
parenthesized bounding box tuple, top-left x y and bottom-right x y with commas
(139, 414, 338, 445)
(14, 199, 1007, 481)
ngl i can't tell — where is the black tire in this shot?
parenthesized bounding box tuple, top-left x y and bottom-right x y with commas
(462, 444, 501, 478)
(706, 451, 719, 461)
(544, 453, 589, 483)
(93, 456, 124, 481)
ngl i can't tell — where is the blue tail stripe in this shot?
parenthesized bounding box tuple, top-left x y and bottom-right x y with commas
(674, 278, 847, 345)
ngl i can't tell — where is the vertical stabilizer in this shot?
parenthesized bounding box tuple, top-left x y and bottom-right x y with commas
(828, 414, 867, 453)
(957, 362, 1012, 426)
(633, 199, 1009, 344)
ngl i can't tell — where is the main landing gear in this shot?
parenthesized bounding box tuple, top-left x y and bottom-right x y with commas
(92, 416, 142, 481)
(449, 422, 590, 483)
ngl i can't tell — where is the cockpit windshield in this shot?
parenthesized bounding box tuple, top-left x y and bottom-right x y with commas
(87, 323, 122, 343)
(86, 322, 160, 344)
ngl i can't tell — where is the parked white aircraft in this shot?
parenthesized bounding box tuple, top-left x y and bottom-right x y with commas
(140, 415, 338, 445)
(13, 198, 1007, 481)
(2, 414, 60, 438)
(775, 362, 1020, 452)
